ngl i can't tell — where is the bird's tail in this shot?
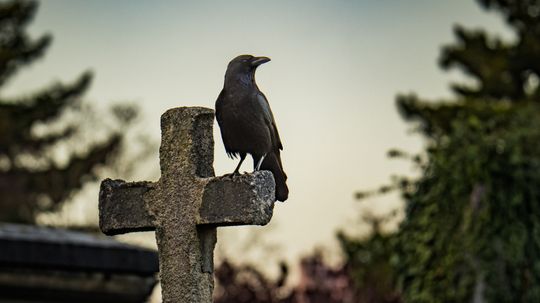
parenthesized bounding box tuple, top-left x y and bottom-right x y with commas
(258, 151, 288, 202)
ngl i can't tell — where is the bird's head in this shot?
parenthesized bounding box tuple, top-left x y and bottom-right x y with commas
(224, 54, 270, 87)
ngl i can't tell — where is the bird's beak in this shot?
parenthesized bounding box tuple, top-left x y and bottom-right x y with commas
(251, 56, 271, 67)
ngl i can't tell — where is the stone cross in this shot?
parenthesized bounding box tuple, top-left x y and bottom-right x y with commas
(98, 107, 276, 303)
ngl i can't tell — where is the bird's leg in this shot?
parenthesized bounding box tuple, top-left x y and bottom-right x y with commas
(255, 154, 266, 171)
(232, 153, 246, 176)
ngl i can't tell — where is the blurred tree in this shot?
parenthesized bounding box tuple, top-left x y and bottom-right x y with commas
(214, 259, 287, 303)
(0, 0, 128, 223)
(214, 254, 359, 303)
(440, 0, 540, 101)
(346, 0, 540, 302)
(392, 101, 540, 303)
(338, 215, 402, 303)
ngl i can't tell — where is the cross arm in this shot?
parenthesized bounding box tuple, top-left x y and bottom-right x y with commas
(99, 179, 157, 236)
(199, 171, 276, 226)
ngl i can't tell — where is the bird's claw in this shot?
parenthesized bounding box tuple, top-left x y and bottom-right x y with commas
(223, 171, 241, 178)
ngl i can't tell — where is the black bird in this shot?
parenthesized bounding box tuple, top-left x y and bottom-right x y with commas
(215, 54, 288, 202)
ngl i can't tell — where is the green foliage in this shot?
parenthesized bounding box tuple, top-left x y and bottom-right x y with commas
(0, 0, 128, 223)
(393, 0, 540, 301)
(0, 0, 51, 87)
(440, 0, 540, 100)
(395, 100, 540, 302)
(339, 216, 402, 303)
(345, 0, 540, 302)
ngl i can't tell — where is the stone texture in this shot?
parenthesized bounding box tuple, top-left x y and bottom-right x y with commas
(99, 179, 156, 236)
(98, 107, 276, 303)
(200, 171, 275, 226)
(151, 107, 216, 303)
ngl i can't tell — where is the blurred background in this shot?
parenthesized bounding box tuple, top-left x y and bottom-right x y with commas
(1, 0, 540, 302)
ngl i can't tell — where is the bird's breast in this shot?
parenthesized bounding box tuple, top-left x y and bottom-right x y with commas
(219, 99, 272, 155)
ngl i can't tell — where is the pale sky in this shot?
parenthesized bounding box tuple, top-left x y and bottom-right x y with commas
(4, 0, 513, 274)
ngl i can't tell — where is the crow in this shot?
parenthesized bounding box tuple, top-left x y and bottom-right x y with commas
(215, 54, 288, 202)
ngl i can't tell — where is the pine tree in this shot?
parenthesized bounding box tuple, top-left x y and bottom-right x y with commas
(384, 0, 540, 302)
(399, 0, 540, 131)
(0, 0, 123, 223)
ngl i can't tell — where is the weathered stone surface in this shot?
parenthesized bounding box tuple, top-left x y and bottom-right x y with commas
(200, 171, 275, 226)
(99, 179, 155, 236)
(158, 106, 215, 180)
(98, 107, 277, 303)
(151, 107, 216, 303)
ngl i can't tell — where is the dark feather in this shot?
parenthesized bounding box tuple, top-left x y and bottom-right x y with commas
(215, 55, 288, 202)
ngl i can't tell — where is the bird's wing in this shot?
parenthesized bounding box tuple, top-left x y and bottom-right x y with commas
(215, 89, 236, 158)
(215, 89, 225, 127)
(256, 93, 283, 150)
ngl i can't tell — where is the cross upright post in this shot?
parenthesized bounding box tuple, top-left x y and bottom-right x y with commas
(98, 107, 276, 303)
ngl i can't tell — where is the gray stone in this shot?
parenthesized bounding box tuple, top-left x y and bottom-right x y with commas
(200, 173, 275, 226)
(99, 179, 155, 236)
(98, 107, 276, 303)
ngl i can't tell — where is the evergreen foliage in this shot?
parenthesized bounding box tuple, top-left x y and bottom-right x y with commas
(338, 216, 402, 303)
(346, 0, 540, 302)
(395, 100, 540, 302)
(0, 0, 126, 223)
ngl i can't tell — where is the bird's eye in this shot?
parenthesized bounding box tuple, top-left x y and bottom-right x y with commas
(242, 59, 247, 63)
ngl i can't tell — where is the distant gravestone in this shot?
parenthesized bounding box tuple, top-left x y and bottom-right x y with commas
(98, 107, 276, 303)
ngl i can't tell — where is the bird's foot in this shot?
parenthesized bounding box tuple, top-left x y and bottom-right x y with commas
(223, 170, 241, 178)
